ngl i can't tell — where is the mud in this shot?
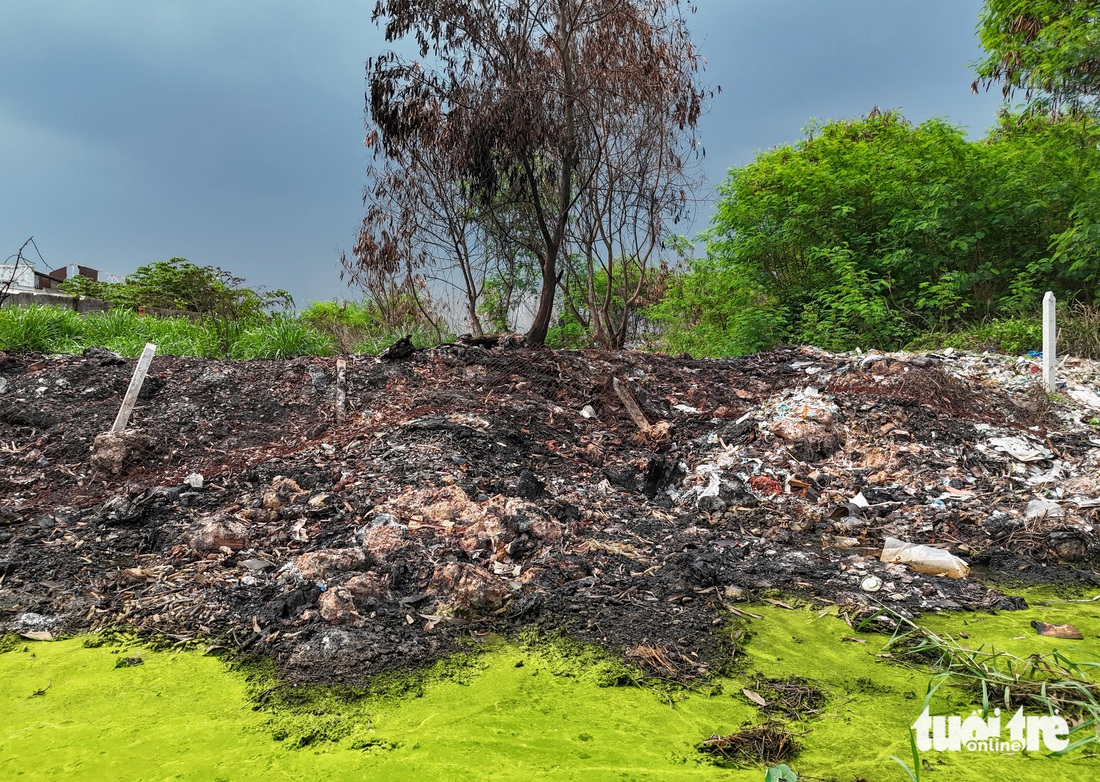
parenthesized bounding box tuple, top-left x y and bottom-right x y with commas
(1, 344, 1097, 684)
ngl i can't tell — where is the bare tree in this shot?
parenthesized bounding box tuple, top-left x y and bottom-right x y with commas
(566, 68, 700, 348)
(1, 237, 35, 309)
(348, 0, 708, 346)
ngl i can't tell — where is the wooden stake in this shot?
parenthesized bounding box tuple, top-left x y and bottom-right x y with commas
(612, 377, 651, 432)
(335, 358, 347, 423)
(1043, 291, 1056, 393)
(111, 343, 157, 432)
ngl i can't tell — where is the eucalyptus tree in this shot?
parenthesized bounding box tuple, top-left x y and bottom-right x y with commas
(974, 0, 1100, 116)
(348, 0, 708, 345)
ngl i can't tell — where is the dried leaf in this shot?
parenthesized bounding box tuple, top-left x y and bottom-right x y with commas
(742, 688, 768, 707)
(764, 598, 795, 610)
(1032, 621, 1084, 639)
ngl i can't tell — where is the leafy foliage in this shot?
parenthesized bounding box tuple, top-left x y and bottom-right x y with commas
(905, 317, 1043, 355)
(974, 0, 1100, 116)
(657, 110, 1100, 355)
(551, 259, 673, 349)
(60, 258, 291, 321)
(300, 299, 444, 354)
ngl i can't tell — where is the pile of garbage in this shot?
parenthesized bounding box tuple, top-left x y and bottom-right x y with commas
(0, 343, 1096, 682)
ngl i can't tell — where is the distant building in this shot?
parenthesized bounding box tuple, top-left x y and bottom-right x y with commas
(0, 262, 121, 292)
(0, 263, 35, 291)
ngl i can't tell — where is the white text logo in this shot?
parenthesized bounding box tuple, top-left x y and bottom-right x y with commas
(911, 707, 1069, 752)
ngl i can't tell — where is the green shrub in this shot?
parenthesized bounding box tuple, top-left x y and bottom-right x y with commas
(61, 257, 292, 319)
(546, 317, 592, 349)
(301, 300, 382, 330)
(302, 299, 444, 355)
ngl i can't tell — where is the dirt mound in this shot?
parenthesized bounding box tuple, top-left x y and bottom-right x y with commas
(1, 344, 1097, 683)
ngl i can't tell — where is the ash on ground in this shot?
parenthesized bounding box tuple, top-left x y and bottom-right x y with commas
(1, 344, 1096, 683)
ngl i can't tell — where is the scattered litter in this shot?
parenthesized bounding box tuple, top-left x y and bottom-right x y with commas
(1067, 387, 1100, 410)
(20, 631, 53, 642)
(742, 689, 768, 707)
(3, 343, 1100, 686)
(880, 538, 970, 579)
(1031, 621, 1084, 640)
(860, 576, 883, 593)
(984, 436, 1053, 463)
(1025, 499, 1064, 520)
(90, 430, 152, 475)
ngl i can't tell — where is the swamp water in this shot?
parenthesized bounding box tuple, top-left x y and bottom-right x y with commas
(3, 592, 1098, 781)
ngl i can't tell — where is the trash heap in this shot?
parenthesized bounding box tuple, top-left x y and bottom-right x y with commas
(0, 344, 1096, 682)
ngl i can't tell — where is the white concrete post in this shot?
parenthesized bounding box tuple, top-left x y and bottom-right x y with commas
(1042, 291, 1056, 393)
(111, 343, 157, 432)
(335, 358, 347, 423)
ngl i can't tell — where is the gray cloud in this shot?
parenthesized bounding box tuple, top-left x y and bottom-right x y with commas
(1, 1, 1005, 304)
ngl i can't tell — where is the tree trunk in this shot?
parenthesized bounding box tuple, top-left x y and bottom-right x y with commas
(526, 259, 558, 346)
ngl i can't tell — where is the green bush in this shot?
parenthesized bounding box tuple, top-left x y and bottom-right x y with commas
(677, 110, 1100, 355)
(545, 317, 592, 349)
(302, 299, 443, 355)
(60, 258, 291, 320)
(643, 259, 788, 358)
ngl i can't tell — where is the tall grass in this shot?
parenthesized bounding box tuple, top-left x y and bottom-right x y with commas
(0, 305, 334, 360)
(0, 306, 84, 353)
(905, 317, 1043, 355)
(228, 316, 335, 360)
(905, 303, 1100, 359)
(79, 309, 219, 357)
(1060, 304, 1100, 360)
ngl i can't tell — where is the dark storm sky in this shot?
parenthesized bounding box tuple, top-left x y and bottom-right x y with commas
(0, 1, 1005, 304)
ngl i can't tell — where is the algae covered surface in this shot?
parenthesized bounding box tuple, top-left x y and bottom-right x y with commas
(3, 594, 1098, 781)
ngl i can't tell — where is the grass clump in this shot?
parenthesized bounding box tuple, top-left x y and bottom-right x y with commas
(0, 305, 340, 360)
(0, 305, 84, 353)
(906, 317, 1042, 355)
(879, 608, 1100, 754)
(1059, 304, 1100, 360)
(906, 303, 1100, 360)
(228, 316, 335, 360)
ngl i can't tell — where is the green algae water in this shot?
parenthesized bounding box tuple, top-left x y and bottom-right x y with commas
(3, 593, 1097, 781)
